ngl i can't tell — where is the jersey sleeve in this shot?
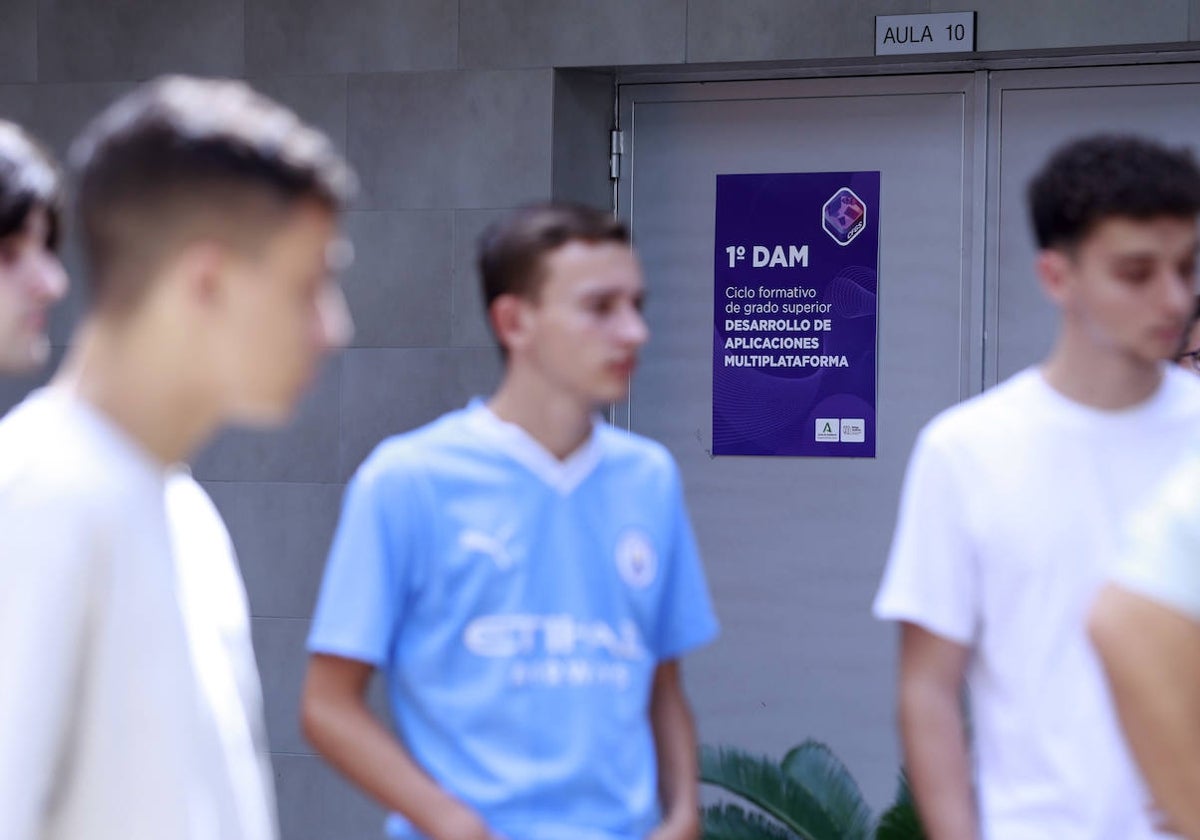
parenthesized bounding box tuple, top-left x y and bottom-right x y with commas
(650, 459, 719, 661)
(0, 491, 100, 839)
(873, 424, 979, 645)
(308, 456, 420, 667)
(1113, 455, 1200, 621)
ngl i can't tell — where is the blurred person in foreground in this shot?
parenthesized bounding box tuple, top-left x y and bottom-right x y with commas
(874, 135, 1200, 840)
(302, 203, 718, 840)
(0, 76, 355, 840)
(1090, 431, 1200, 838)
(0, 120, 66, 376)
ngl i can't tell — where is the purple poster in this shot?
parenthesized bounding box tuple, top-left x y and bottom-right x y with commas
(713, 171, 880, 457)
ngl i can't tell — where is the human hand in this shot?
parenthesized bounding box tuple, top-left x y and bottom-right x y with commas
(1147, 800, 1180, 836)
(646, 811, 701, 840)
(426, 802, 497, 840)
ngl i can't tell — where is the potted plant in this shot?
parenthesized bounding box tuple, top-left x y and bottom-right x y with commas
(699, 740, 926, 840)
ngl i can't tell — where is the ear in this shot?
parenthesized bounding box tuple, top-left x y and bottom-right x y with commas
(1036, 248, 1073, 307)
(489, 293, 533, 354)
(171, 240, 228, 311)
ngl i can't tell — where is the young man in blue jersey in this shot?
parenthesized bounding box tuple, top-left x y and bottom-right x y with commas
(303, 203, 719, 840)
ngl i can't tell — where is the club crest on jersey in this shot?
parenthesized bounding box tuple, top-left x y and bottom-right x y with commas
(615, 529, 657, 589)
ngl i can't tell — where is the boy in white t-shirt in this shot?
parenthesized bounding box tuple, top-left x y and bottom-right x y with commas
(0, 77, 356, 840)
(874, 135, 1200, 840)
(1091, 452, 1200, 839)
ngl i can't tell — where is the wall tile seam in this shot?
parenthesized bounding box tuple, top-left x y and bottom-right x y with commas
(450, 213, 460, 333)
(452, 206, 545, 212)
(456, 0, 463, 67)
(347, 341, 493, 349)
(684, 0, 690, 63)
(249, 70, 363, 80)
(267, 749, 321, 758)
(251, 615, 315, 623)
(239, 0, 247, 85)
(323, 386, 344, 490)
(673, 43, 1200, 69)
(345, 67, 554, 84)
(20, 65, 553, 90)
(337, 325, 348, 477)
(457, 61, 661, 71)
(350, 205, 553, 211)
(339, 346, 497, 356)
(344, 208, 457, 215)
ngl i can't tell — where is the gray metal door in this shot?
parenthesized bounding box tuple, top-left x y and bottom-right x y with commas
(618, 73, 984, 805)
(986, 63, 1200, 384)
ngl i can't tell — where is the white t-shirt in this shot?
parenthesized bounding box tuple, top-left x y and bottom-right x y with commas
(0, 388, 277, 840)
(874, 365, 1200, 840)
(1114, 445, 1200, 620)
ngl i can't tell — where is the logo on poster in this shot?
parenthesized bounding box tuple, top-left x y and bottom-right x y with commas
(815, 418, 867, 443)
(815, 418, 840, 442)
(822, 188, 867, 246)
(841, 419, 866, 443)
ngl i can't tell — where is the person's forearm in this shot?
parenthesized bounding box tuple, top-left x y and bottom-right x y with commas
(1108, 668, 1200, 839)
(301, 688, 488, 840)
(1092, 587, 1200, 839)
(900, 678, 979, 840)
(649, 662, 701, 840)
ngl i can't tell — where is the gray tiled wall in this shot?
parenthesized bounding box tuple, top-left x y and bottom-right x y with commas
(4, 0, 1200, 836)
(686, 0, 929, 63)
(0, 0, 37, 82)
(451, 209, 511, 348)
(39, 0, 244, 81)
(458, 0, 688, 67)
(195, 360, 344, 484)
(246, 0, 457, 75)
(932, 0, 1190, 51)
(337, 347, 503, 480)
(348, 69, 555, 210)
(340, 211, 455, 347)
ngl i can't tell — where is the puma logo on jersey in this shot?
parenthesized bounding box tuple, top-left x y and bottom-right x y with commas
(459, 529, 517, 570)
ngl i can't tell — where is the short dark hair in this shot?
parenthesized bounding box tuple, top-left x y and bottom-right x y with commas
(478, 202, 629, 312)
(1028, 134, 1200, 250)
(71, 75, 357, 313)
(0, 121, 62, 251)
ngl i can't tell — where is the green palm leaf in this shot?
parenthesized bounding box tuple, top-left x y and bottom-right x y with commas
(874, 773, 927, 840)
(701, 803, 803, 840)
(780, 740, 873, 840)
(699, 745, 847, 840)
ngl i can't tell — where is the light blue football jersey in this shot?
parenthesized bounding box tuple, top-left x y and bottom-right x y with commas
(308, 401, 719, 840)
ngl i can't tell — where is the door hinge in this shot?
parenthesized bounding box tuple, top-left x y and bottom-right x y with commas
(609, 130, 625, 181)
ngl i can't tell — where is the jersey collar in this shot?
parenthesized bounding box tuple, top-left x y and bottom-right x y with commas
(465, 399, 602, 495)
